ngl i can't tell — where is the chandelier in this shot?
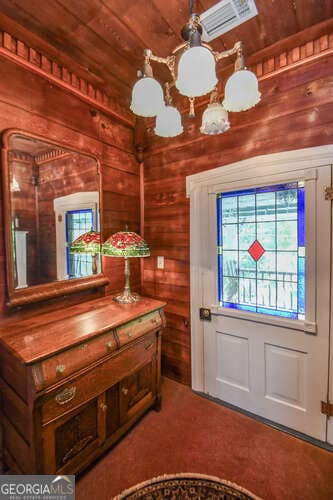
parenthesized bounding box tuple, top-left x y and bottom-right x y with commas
(130, 1, 261, 137)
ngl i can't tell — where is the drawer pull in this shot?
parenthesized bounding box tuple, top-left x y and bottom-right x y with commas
(121, 387, 128, 396)
(144, 342, 153, 351)
(56, 364, 65, 375)
(151, 318, 158, 325)
(55, 386, 76, 405)
(105, 341, 113, 350)
(79, 343, 88, 350)
(99, 402, 108, 412)
(127, 330, 133, 339)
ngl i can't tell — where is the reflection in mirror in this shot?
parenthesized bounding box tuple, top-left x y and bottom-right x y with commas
(8, 134, 101, 289)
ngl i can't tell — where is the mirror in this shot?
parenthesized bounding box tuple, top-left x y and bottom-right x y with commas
(2, 130, 108, 307)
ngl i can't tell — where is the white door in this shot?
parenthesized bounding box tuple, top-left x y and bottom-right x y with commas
(188, 147, 333, 442)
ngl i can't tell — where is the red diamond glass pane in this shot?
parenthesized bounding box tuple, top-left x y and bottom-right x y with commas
(248, 240, 265, 262)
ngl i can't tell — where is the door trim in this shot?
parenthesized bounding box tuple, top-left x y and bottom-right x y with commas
(187, 145, 333, 392)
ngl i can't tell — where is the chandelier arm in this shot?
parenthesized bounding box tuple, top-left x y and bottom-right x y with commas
(213, 41, 244, 63)
(147, 52, 177, 81)
(171, 42, 188, 55)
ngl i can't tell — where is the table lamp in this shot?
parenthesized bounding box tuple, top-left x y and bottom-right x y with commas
(102, 229, 150, 303)
(69, 230, 101, 274)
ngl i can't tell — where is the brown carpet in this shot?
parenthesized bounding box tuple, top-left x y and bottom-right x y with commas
(76, 377, 333, 500)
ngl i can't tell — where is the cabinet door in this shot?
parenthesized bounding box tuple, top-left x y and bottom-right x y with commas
(42, 396, 103, 473)
(119, 360, 156, 424)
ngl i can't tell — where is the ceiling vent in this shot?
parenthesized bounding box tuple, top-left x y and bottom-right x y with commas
(200, 0, 258, 42)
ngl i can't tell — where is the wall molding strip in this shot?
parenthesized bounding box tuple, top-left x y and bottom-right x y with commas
(0, 31, 134, 129)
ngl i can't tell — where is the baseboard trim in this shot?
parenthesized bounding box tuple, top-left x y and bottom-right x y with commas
(195, 390, 333, 452)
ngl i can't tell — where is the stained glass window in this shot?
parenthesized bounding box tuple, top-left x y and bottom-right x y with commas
(66, 209, 95, 278)
(217, 182, 305, 320)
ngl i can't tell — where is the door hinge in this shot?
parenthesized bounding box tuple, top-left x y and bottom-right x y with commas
(324, 186, 333, 200)
(321, 400, 333, 417)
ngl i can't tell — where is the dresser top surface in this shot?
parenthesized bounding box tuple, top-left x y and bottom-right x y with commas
(0, 296, 166, 364)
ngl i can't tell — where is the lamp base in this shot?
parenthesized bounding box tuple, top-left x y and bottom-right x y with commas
(113, 291, 141, 304)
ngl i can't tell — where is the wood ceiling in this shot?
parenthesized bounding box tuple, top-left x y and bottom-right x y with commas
(0, 0, 332, 114)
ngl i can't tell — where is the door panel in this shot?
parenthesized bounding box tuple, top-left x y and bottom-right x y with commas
(264, 343, 306, 410)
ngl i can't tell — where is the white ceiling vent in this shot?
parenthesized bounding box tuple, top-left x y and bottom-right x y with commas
(200, 0, 258, 42)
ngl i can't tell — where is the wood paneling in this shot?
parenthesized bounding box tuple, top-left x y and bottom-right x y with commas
(0, 1, 331, 118)
(143, 40, 333, 384)
(0, 55, 139, 317)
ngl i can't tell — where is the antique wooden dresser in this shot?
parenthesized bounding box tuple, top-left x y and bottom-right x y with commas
(0, 296, 165, 474)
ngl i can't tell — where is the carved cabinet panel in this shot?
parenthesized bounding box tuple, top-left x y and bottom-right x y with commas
(55, 399, 100, 470)
(120, 361, 156, 424)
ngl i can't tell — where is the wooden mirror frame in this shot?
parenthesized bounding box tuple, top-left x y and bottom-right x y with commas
(1, 129, 109, 308)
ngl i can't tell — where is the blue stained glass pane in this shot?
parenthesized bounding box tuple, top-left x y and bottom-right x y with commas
(256, 182, 298, 193)
(218, 254, 223, 303)
(222, 183, 298, 199)
(216, 181, 305, 321)
(66, 209, 94, 278)
(256, 307, 298, 319)
(298, 188, 305, 246)
(222, 302, 257, 313)
(298, 256, 305, 314)
(217, 196, 222, 246)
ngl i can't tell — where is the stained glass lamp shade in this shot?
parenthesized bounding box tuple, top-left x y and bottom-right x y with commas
(69, 231, 101, 274)
(102, 230, 150, 304)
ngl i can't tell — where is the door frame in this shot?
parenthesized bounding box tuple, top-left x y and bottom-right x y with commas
(187, 145, 333, 396)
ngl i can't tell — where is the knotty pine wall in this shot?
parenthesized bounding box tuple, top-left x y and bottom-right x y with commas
(0, 56, 140, 317)
(143, 53, 333, 386)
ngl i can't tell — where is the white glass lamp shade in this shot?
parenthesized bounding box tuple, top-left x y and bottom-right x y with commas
(200, 103, 230, 135)
(130, 77, 164, 117)
(176, 46, 218, 97)
(154, 106, 183, 137)
(223, 69, 261, 112)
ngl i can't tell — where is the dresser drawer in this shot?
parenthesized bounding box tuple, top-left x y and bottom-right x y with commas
(32, 329, 117, 391)
(40, 333, 157, 425)
(116, 310, 162, 347)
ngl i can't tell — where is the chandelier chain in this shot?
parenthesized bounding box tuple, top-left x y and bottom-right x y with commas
(190, 0, 194, 15)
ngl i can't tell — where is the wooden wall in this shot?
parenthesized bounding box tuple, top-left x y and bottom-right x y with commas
(0, 56, 140, 317)
(9, 154, 38, 286)
(143, 46, 333, 385)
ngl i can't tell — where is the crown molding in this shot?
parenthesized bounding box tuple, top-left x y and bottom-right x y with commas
(0, 30, 134, 129)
